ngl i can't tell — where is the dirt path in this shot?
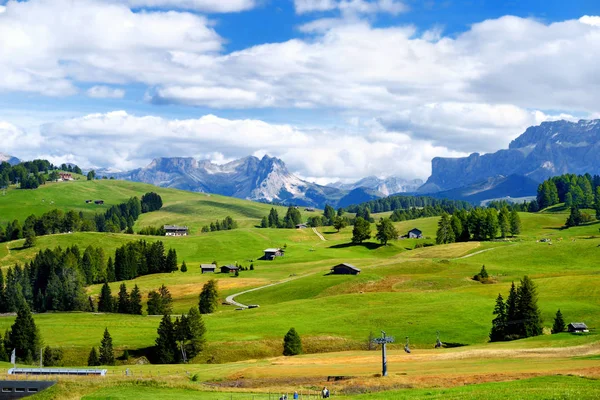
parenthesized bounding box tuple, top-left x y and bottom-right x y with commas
(456, 244, 516, 259)
(225, 274, 311, 308)
(312, 227, 326, 241)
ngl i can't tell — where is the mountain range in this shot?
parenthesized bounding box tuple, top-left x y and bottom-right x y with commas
(0, 153, 20, 165)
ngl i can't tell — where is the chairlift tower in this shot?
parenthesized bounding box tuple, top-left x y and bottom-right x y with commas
(372, 330, 394, 376)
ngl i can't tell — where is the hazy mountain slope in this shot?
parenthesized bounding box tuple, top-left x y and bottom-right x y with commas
(329, 176, 423, 196)
(0, 153, 20, 165)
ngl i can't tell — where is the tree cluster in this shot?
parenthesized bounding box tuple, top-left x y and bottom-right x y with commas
(201, 216, 238, 232)
(436, 208, 521, 244)
(565, 206, 593, 228)
(344, 195, 472, 215)
(8, 304, 42, 363)
(138, 225, 166, 236)
(537, 173, 600, 210)
(489, 276, 543, 342)
(112, 240, 179, 281)
(0, 160, 82, 190)
(97, 283, 143, 315)
(141, 192, 163, 213)
(147, 285, 174, 315)
(261, 207, 303, 229)
(155, 308, 206, 364)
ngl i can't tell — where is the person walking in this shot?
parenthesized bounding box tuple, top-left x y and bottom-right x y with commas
(322, 387, 330, 398)
(293, 391, 299, 399)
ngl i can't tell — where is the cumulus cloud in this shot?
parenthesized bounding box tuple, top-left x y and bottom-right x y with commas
(26, 111, 462, 180)
(294, 0, 408, 16)
(121, 0, 256, 13)
(87, 86, 126, 99)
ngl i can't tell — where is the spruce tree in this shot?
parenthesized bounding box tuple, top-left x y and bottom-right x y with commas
(98, 282, 113, 312)
(129, 285, 143, 315)
(199, 280, 219, 314)
(88, 347, 100, 366)
(117, 283, 130, 314)
(186, 307, 206, 359)
(0, 332, 7, 362)
(552, 309, 566, 334)
(106, 257, 115, 282)
(489, 294, 507, 342)
(283, 327, 302, 356)
(509, 210, 521, 236)
(566, 207, 582, 227)
(498, 207, 510, 238)
(180, 261, 187, 273)
(505, 282, 518, 337)
(99, 328, 115, 366)
(0, 269, 7, 313)
(436, 213, 455, 244)
(155, 314, 178, 364)
(516, 276, 543, 338)
(166, 249, 178, 272)
(9, 303, 41, 362)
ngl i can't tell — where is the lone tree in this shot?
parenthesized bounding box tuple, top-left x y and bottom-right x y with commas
(436, 213, 455, 245)
(181, 261, 187, 273)
(99, 328, 115, 366)
(283, 327, 302, 356)
(87, 347, 100, 366)
(10, 304, 41, 362)
(351, 217, 371, 244)
(375, 218, 398, 245)
(333, 216, 348, 232)
(199, 279, 219, 314)
(552, 309, 566, 334)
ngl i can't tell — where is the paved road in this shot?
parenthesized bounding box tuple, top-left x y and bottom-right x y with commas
(312, 227, 326, 241)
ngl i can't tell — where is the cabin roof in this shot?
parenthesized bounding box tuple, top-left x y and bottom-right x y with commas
(332, 263, 361, 272)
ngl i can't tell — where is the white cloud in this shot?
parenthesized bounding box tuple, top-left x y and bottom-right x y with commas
(87, 86, 126, 99)
(121, 0, 256, 13)
(294, 0, 408, 15)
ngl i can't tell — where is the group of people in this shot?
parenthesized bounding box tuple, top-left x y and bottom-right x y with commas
(279, 387, 330, 399)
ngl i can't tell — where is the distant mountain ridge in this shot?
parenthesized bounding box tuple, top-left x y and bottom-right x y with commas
(328, 176, 423, 196)
(420, 119, 600, 195)
(0, 153, 20, 165)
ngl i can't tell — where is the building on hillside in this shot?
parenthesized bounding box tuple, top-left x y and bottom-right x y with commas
(568, 322, 589, 333)
(408, 228, 423, 239)
(330, 263, 361, 275)
(263, 248, 284, 260)
(58, 173, 73, 181)
(201, 264, 216, 274)
(94, 200, 104, 205)
(220, 265, 239, 274)
(164, 225, 189, 236)
(304, 207, 315, 212)
(85, 200, 92, 204)
(296, 223, 308, 229)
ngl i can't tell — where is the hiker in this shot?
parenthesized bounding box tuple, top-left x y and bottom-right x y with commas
(293, 392, 299, 399)
(322, 387, 330, 398)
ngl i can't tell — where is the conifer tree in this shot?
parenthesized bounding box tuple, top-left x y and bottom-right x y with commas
(155, 314, 178, 364)
(106, 257, 116, 282)
(489, 294, 507, 342)
(552, 309, 566, 334)
(436, 213, 455, 244)
(595, 187, 600, 220)
(180, 261, 187, 273)
(23, 230, 36, 249)
(505, 282, 518, 337)
(498, 207, 510, 238)
(260, 216, 268, 228)
(351, 217, 371, 244)
(283, 327, 302, 356)
(0, 269, 7, 313)
(99, 328, 115, 366)
(566, 207, 582, 227)
(199, 280, 218, 314)
(129, 285, 143, 315)
(185, 307, 206, 359)
(117, 283, 130, 314)
(509, 210, 521, 236)
(87, 347, 100, 366)
(9, 303, 41, 362)
(166, 249, 178, 272)
(0, 332, 7, 362)
(516, 276, 543, 338)
(98, 282, 113, 312)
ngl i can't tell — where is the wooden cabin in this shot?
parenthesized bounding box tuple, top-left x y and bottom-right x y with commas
(330, 263, 361, 275)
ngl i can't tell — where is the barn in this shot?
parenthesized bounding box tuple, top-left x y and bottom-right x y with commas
(568, 322, 589, 333)
(201, 264, 216, 274)
(330, 263, 361, 275)
(408, 228, 423, 239)
(263, 248, 284, 260)
(220, 265, 239, 274)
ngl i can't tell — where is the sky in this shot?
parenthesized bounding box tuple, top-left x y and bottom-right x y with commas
(1, 0, 600, 184)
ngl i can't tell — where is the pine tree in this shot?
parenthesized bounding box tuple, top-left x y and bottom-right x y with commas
(199, 280, 219, 314)
(552, 309, 566, 334)
(509, 210, 521, 236)
(99, 328, 115, 366)
(566, 207, 582, 227)
(260, 216, 268, 228)
(98, 282, 113, 312)
(166, 249, 178, 272)
(155, 314, 178, 364)
(489, 294, 507, 342)
(0, 269, 8, 313)
(283, 327, 302, 356)
(180, 261, 187, 272)
(375, 218, 398, 245)
(505, 282, 518, 337)
(351, 217, 371, 244)
(106, 257, 115, 282)
(0, 332, 7, 362)
(436, 213, 455, 244)
(129, 285, 143, 315)
(516, 276, 543, 338)
(185, 307, 206, 359)
(88, 347, 100, 366)
(117, 283, 130, 314)
(498, 207, 510, 238)
(9, 303, 41, 362)
(23, 230, 36, 249)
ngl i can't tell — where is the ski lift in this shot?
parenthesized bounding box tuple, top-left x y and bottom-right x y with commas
(404, 336, 411, 353)
(435, 330, 442, 349)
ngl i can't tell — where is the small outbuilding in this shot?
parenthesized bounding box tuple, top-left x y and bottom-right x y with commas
(220, 265, 239, 274)
(296, 223, 308, 229)
(408, 228, 423, 239)
(568, 322, 589, 333)
(263, 248, 284, 260)
(164, 225, 189, 236)
(304, 207, 315, 212)
(85, 200, 92, 204)
(94, 200, 104, 205)
(201, 264, 216, 274)
(330, 263, 361, 275)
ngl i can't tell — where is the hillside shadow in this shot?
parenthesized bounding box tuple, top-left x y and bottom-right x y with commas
(324, 231, 339, 235)
(328, 242, 384, 250)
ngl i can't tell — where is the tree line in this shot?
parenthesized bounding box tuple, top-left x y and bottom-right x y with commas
(344, 195, 472, 214)
(436, 207, 522, 244)
(536, 173, 600, 210)
(0, 160, 83, 190)
(0, 192, 163, 244)
(201, 216, 238, 232)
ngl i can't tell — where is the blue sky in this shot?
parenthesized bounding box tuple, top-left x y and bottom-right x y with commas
(1, 0, 600, 182)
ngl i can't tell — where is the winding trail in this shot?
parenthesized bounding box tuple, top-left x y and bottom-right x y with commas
(312, 227, 326, 241)
(225, 274, 308, 308)
(456, 244, 516, 260)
